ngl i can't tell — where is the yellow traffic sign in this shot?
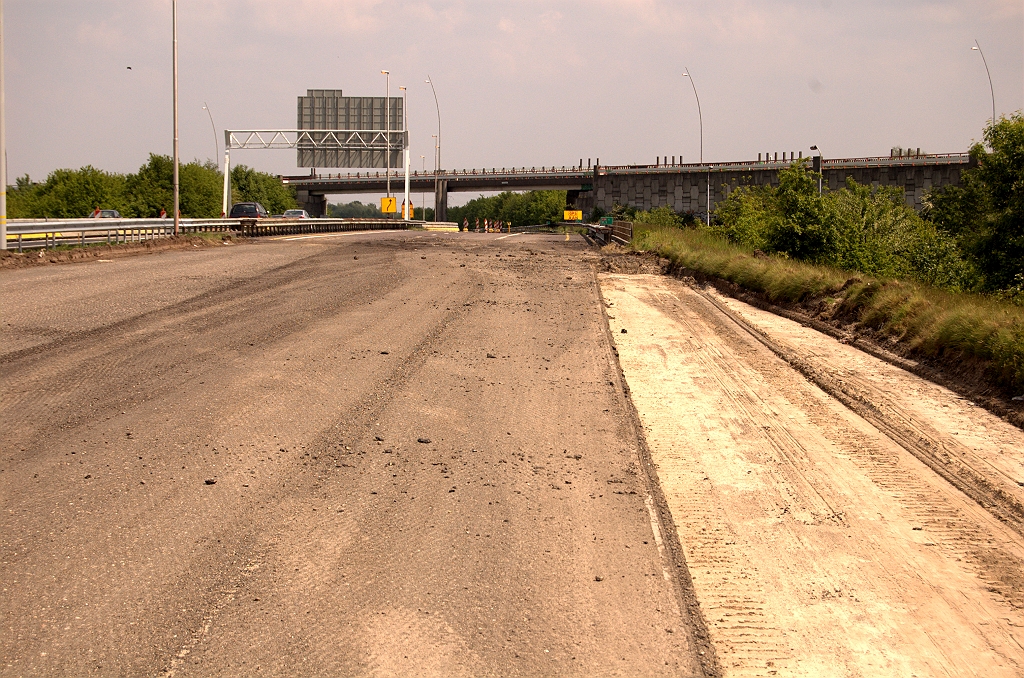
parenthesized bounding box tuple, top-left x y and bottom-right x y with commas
(381, 196, 397, 213)
(564, 210, 583, 221)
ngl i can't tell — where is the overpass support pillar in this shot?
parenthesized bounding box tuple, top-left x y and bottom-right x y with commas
(296, 190, 328, 217)
(434, 179, 449, 222)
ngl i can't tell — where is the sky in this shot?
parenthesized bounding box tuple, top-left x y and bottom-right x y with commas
(5, 0, 1023, 205)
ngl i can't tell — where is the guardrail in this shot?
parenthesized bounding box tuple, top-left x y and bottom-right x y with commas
(4, 218, 237, 251)
(2, 217, 435, 251)
(585, 221, 633, 246)
(235, 218, 421, 237)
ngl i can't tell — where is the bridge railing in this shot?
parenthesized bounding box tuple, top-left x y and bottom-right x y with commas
(283, 152, 972, 185)
(598, 152, 971, 174)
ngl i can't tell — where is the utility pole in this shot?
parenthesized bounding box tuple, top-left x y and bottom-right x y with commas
(400, 86, 410, 221)
(0, 0, 7, 251)
(172, 0, 180, 235)
(382, 70, 390, 210)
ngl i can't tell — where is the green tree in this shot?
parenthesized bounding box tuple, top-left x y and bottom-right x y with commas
(632, 206, 687, 228)
(180, 160, 224, 217)
(928, 111, 1024, 290)
(7, 175, 44, 218)
(448, 190, 566, 228)
(712, 160, 976, 290)
(764, 161, 837, 261)
(328, 200, 381, 218)
(125, 154, 173, 217)
(26, 166, 130, 218)
(124, 154, 224, 218)
(231, 164, 297, 214)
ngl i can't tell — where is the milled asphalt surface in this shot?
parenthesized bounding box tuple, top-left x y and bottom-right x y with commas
(0, 231, 707, 676)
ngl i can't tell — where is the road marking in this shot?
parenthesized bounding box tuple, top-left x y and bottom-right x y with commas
(565, 232, 570, 241)
(272, 230, 405, 242)
(495, 233, 523, 241)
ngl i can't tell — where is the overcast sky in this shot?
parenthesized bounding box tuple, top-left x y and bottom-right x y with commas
(6, 1, 1023, 194)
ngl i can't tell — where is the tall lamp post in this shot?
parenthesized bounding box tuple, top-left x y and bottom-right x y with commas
(681, 68, 708, 225)
(381, 70, 390, 209)
(420, 154, 426, 220)
(172, 0, 179, 234)
(399, 85, 410, 220)
(810, 145, 823, 195)
(202, 102, 218, 163)
(431, 134, 438, 175)
(0, 0, 7, 250)
(972, 41, 996, 126)
(425, 75, 441, 222)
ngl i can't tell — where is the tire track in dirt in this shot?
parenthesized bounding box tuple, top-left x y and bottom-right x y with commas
(697, 285, 1024, 542)
(601, 273, 1024, 677)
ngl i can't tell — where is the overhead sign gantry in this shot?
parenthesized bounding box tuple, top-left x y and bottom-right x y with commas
(222, 90, 410, 217)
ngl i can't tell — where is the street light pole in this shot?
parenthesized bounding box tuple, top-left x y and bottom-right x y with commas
(810, 145, 823, 195)
(431, 134, 438, 222)
(425, 75, 441, 222)
(682, 68, 708, 225)
(172, 0, 179, 234)
(0, 0, 7, 251)
(202, 102, 218, 163)
(400, 85, 410, 221)
(972, 41, 996, 126)
(420, 154, 426, 220)
(382, 70, 390, 207)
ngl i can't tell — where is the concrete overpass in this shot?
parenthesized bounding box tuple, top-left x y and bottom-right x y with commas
(282, 152, 972, 219)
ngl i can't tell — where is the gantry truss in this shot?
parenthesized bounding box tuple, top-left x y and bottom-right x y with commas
(225, 129, 408, 152)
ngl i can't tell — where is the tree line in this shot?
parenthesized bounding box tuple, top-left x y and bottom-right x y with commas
(8, 154, 298, 219)
(448, 190, 566, 228)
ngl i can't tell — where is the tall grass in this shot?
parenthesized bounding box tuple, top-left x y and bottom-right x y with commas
(632, 225, 1024, 393)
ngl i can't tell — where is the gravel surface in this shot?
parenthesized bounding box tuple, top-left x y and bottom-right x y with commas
(0, 233, 707, 676)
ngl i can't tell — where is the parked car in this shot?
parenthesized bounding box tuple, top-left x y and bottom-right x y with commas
(283, 209, 310, 219)
(88, 209, 122, 218)
(229, 202, 269, 218)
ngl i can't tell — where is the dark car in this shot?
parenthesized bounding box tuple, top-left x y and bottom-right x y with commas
(229, 202, 269, 218)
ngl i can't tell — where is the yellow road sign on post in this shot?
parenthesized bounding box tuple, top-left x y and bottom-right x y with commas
(381, 197, 397, 214)
(564, 210, 583, 221)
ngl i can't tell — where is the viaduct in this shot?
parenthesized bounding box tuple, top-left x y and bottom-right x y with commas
(282, 152, 972, 220)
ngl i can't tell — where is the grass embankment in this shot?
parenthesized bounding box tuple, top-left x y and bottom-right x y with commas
(632, 225, 1024, 395)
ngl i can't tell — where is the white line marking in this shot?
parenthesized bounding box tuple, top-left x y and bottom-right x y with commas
(495, 232, 524, 240)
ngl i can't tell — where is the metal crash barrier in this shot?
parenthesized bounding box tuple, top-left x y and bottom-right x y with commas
(235, 218, 420, 237)
(586, 220, 633, 246)
(4, 218, 238, 252)
(2, 217, 460, 251)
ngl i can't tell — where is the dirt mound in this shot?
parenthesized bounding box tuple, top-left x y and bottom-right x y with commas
(596, 250, 670, 275)
(0, 235, 235, 270)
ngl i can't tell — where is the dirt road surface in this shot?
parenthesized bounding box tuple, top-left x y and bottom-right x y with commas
(1, 233, 707, 676)
(600, 273, 1024, 677)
